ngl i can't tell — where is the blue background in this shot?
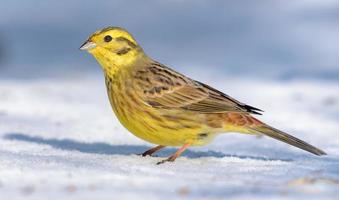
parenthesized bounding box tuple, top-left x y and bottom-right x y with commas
(1, 0, 339, 80)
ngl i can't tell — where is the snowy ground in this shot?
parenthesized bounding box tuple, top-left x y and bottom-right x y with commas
(0, 75, 338, 200)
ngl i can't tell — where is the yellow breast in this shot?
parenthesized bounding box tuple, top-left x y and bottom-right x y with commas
(105, 74, 216, 146)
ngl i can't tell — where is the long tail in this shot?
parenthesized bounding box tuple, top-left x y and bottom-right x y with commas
(249, 123, 326, 156)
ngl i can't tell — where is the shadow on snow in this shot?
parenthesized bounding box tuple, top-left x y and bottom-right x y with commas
(3, 133, 292, 162)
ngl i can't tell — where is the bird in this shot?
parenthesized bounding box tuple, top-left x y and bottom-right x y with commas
(80, 27, 326, 164)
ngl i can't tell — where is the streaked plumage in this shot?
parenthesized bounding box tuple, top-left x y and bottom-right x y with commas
(80, 27, 326, 164)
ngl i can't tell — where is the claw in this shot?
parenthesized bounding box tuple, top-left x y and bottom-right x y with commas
(156, 143, 190, 165)
(139, 145, 165, 157)
(156, 156, 176, 165)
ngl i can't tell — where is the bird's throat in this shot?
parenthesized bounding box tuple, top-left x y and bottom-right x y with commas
(90, 47, 143, 77)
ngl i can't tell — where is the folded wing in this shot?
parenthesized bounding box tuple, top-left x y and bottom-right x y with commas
(136, 62, 263, 115)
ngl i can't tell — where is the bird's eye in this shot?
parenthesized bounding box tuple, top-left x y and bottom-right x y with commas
(104, 35, 112, 42)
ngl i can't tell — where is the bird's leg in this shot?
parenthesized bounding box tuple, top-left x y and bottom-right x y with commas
(141, 145, 165, 157)
(157, 143, 190, 165)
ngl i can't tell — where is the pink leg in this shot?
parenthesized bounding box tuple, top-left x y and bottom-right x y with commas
(157, 143, 190, 165)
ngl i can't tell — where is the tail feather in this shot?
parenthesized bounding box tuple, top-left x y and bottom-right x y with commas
(250, 125, 326, 156)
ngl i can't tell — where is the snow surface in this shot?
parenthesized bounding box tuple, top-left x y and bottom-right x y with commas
(0, 75, 338, 200)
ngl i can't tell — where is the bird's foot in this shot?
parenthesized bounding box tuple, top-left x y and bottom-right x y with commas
(156, 155, 176, 165)
(137, 152, 158, 157)
(156, 143, 190, 165)
(139, 145, 165, 157)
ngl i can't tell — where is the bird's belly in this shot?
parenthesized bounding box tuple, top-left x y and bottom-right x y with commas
(132, 113, 215, 146)
(112, 101, 215, 146)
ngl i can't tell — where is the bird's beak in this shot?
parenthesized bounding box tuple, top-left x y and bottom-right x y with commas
(79, 40, 97, 51)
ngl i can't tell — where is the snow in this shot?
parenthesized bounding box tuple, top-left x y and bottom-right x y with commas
(0, 75, 338, 200)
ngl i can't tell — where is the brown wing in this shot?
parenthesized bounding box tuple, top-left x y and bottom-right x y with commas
(134, 62, 263, 115)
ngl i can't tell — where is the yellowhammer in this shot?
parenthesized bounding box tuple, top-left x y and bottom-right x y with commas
(80, 27, 326, 164)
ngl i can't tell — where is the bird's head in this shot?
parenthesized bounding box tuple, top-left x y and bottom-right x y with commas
(80, 27, 144, 71)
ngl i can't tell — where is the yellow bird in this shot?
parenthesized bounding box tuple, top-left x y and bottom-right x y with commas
(80, 27, 326, 164)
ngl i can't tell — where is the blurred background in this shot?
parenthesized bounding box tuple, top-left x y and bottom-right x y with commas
(1, 0, 339, 80)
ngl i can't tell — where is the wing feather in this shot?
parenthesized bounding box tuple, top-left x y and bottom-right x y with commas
(135, 62, 263, 114)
